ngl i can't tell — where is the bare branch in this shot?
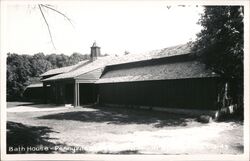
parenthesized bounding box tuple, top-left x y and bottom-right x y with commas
(40, 4, 74, 28)
(38, 4, 56, 50)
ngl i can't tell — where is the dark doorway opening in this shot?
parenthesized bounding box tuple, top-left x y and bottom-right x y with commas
(79, 84, 97, 105)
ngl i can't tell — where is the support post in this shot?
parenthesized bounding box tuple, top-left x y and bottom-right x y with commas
(43, 83, 47, 103)
(74, 81, 80, 107)
(77, 83, 80, 106)
(74, 82, 77, 107)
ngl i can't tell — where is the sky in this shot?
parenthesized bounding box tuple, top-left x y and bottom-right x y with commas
(1, 1, 204, 56)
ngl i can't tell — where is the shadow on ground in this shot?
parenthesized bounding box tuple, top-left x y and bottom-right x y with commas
(234, 144, 244, 153)
(7, 121, 87, 154)
(7, 121, 58, 154)
(16, 103, 42, 106)
(38, 106, 195, 127)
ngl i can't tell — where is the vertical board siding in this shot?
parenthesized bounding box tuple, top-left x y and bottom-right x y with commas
(24, 87, 46, 101)
(65, 83, 74, 104)
(99, 78, 218, 110)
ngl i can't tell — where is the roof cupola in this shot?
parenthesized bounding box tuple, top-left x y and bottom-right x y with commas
(90, 41, 101, 61)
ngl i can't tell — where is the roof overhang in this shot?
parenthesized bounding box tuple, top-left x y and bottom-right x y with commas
(75, 79, 97, 83)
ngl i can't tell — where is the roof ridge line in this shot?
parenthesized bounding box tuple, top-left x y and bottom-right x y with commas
(68, 60, 91, 73)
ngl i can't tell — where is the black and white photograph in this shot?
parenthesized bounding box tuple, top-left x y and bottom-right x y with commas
(0, 0, 249, 160)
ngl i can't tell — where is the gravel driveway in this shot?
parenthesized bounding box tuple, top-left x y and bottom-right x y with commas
(7, 102, 243, 154)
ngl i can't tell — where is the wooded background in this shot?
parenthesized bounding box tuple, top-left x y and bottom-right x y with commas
(7, 52, 89, 101)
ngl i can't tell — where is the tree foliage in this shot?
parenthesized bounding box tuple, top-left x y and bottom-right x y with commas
(192, 6, 244, 106)
(7, 54, 32, 100)
(193, 6, 243, 79)
(7, 52, 89, 101)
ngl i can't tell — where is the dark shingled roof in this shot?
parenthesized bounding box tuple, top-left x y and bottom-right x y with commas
(42, 42, 210, 82)
(96, 60, 217, 84)
(40, 60, 88, 77)
(107, 43, 193, 66)
(42, 57, 112, 81)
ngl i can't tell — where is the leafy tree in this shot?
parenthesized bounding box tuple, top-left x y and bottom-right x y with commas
(31, 53, 53, 77)
(7, 54, 32, 100)
(7, 52, 89, 101)
(46, 54, 58, 68)
(193, 6, 244, 107)
(55, 54, 69, 67)
(68, 52, 89, 65)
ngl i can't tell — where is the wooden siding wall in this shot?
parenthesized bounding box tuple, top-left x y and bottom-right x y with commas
(98, 78, 219, 110)
(24, 87, 47, 101)
(44, 81, 97, 105)
(45, 80, 75, 105)
(65, 83, 74, 104)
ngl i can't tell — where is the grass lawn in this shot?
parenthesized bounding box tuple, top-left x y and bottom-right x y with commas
(7, 102, 243, 154)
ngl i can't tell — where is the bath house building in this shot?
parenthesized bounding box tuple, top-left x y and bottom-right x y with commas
(40, 42, 220, 111)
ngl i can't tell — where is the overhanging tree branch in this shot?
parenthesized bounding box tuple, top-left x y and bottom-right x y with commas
(38, 4, 56, 50)
(38, 4, 74, 49)
(40, 4, 74, 28)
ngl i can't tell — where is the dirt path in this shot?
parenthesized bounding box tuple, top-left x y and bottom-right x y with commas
(7, 103, 243, 154)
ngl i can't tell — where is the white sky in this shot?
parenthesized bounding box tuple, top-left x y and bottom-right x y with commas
(1, 1, 204, 56)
